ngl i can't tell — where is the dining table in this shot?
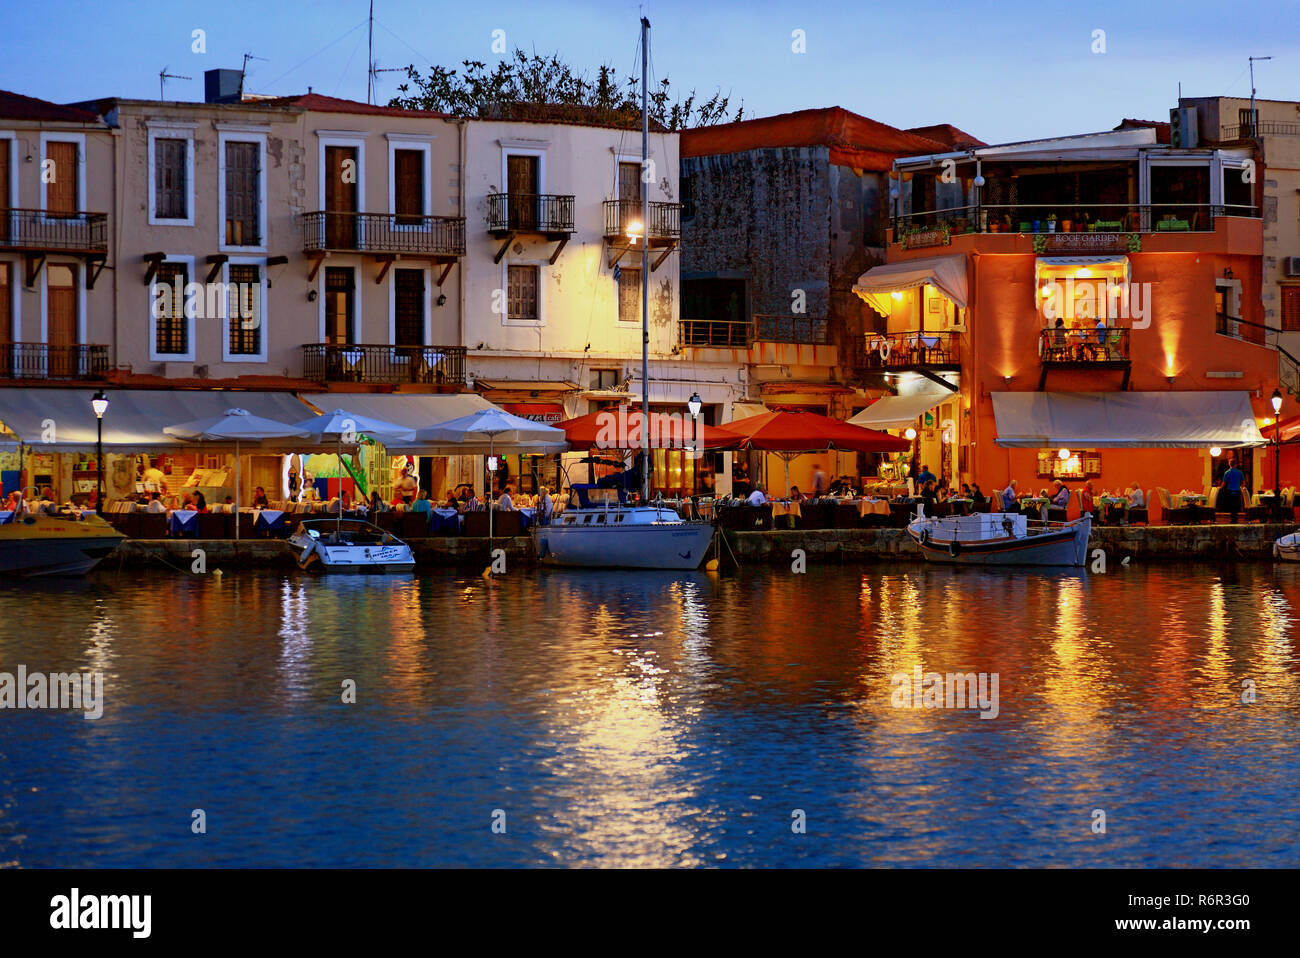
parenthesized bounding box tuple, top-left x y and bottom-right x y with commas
(168, 509, 198, 535)
(430, 508, 462, 535)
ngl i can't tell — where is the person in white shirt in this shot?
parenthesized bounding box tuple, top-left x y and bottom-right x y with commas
(1000, 479, 1018, 511)
(1127, 484, 1145, 507)
(538, 487, 553, 524)
(146, 492, 166, 514)
(496, 485, 515, 511)
(746, 483, 768, 506)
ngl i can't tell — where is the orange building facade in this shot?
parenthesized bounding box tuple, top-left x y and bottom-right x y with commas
(854, 125, 1289, 513)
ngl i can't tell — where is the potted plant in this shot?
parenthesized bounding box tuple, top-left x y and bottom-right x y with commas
(1047, 213, 1057, 233)
(1061, 217, 1072, 232)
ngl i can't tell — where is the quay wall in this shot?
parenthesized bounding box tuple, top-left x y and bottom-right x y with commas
(108, 524, 1295, 572)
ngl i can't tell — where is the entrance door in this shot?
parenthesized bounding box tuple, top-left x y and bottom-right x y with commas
(507, 155, 538, 230)
(45, 142, 78, 218)
(324, 146, 358, 249)
(618, 161, 642, 233)
(47, 264, 77, 377)
(0, 146, 9, 242)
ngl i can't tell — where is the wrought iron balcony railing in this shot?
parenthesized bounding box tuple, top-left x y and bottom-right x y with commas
(0, 343, 110, 380)
(602, 199, 681, 240)
(679, 318, 750, 348)
(301, 343, 466, 385)
(1038, 327, 1131, 362)
(752, 314, 828, 345)
(301, 212, 466, 256)
(856, 330, 959, 369)
(0, 209, 108, 253)
(893, 203, 1259, 241)
(486, 193, 575, 234)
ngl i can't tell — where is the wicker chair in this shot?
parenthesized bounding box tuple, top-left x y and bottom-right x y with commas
(1157, 487, 1189, 525)
(1127, 490, 1150, 526)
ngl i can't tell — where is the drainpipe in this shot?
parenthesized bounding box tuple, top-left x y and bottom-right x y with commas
(110, 120, 121, 372)
(456, 117, 467, 377)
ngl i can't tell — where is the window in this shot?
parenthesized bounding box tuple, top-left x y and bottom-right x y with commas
(45, 141, 78, 216)
(506, 154, 539, 229)
(1239, 107, 1258, 136)
(224, 140, 260, 246)
(0, 262, 9, 342)
(618, 267, 641, 324)
(154, 138, 188, 220)
(154, 261, 188, 355)
(393, 268, 424, 346)
(227, 264, 261, 356)
(1282, 287, 1300, 331)
(324, 267, 355, 344)
(617, 161, 643, 234)
(46, 264, 78, 377)
(507, 265, 539, 323)
(590, 368, 620, 390)
(680, 173, 695, 219)
(393, 148, 424, 226)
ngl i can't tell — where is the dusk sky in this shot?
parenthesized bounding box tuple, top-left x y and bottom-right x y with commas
(4, 0, 1298, 144)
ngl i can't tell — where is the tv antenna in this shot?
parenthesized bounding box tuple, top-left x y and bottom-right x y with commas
(364, 1, 404, 103)
(1249, 55, 1272, 135)
(240, 52, 268, 99)
(159, 66, 192, 101)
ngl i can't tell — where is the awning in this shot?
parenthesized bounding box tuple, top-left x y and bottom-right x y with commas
(852, 253, 968, 314)
(850, 391, 949, 431)
(991, 391, 1265, 448)
(0, 388, 314, 453)
(727, 402, 768, 422)
(292, 393, 501, 453)
(473, 380, 581, 393)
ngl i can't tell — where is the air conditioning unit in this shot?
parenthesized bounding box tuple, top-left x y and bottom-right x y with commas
(1284, 257, 1300, 277)
(193, 365, 210, 379)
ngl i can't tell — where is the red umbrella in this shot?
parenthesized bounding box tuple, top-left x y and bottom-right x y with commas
(725, 409, 910, 452)
(558, 407, 742, 450)
(724, 409, 910, 494)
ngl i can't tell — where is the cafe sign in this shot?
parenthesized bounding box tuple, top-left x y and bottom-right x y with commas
(1036, 232, 1140, 254)
(899, 224, 951, 250)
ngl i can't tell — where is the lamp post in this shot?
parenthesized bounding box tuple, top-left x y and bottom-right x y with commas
(1272, 388, 1283, 519)
(91, 390, 109, 516)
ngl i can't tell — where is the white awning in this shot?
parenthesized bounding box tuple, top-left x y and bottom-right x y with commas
(991, 391, 1265, 448)
(852, 254, 968, 314)
(292, 393, 502, 453)
(0, 388, 315, 453)
(727, 402, 768, 422)
(850, 391, 951, 431)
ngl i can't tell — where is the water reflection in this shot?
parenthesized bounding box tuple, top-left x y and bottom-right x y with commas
(0, 562, 1297, 867)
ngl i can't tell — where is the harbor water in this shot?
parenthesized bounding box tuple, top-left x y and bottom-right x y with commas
(1, 562, 1298, 867)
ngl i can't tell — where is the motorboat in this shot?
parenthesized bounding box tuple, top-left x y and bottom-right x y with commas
(534, 484, 715, 571)
(289, 518, 415, 573)
(908, 510, 1092, 567)
(0, 511, 125, 576)
(1274, 529, 1300, 561)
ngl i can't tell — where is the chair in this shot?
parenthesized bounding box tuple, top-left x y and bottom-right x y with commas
(1157, 487, 1189, 525)
(1127, 492, 1150, 527)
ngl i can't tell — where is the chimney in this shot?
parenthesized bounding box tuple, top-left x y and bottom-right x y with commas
(205, 69, 244, 104)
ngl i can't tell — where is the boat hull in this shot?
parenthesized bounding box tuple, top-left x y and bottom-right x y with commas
(535, 520, 714, 570)
(289, 520, 416, 574)
(1274, 531, 1300, 561)
(909, 514, 1091, 567)
(0, 515, 125, 577)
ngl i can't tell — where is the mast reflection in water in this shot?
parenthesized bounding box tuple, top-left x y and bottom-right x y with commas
(0, 563, 1297, 867)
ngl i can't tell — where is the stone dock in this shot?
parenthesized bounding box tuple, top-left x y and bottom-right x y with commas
(107, 522, 1296, 572)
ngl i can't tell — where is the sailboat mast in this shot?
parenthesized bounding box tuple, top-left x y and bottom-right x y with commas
(640, 16, 651, 502)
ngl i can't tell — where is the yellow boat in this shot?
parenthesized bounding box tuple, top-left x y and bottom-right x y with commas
(0, 512, 125, 577)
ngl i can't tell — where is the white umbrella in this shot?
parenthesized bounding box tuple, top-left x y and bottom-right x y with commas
(291, 409, 416, 526)
(163, 408, 311, 540)
(416, 409, 568, 539)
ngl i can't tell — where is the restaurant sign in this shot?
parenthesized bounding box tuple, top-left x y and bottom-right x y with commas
(502, 403, 564, 424)
(1037, 232, 1139, 254)
(899, 224, 951, 250)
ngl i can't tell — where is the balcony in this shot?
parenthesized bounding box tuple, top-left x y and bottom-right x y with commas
(301, 344, 466, 386)
(752, 314, 828, 345)
(679, 317, 750, 348)
(1038, 328, 1131, 390)
(301, 211, 465, 286)
(856, 331, 959, 371)
(0, 343, 110, 381)
(1, 208, 109, 287)
(602, 199, 681, 241)
(486, 193, 574, 263)
(893, 203, 1259, 245)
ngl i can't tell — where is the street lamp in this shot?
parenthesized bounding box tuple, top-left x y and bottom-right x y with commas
(687, 392, 702, 418)
(1272, 388, 1283, 516)
(91, 390, 109, 516)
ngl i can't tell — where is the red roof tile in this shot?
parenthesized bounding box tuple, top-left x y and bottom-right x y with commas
(257, 92, 449, 119)
(1115, 118, 1171, 144)
(681, 107, 949, 170)
(0, 90, 102, 124)
(904, 123, 986, 150)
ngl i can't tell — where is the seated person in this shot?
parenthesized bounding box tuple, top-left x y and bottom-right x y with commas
(1126, 484, 1145, 508)
(746, 483, 768, 506)
(969, 483, 985, 504)
(1050, 480, 1070, 508)
(443, 492, 460, 510)
(1080, 481, 1096, 514)
(1000, 480, 1018, 511)
(146, 492, 167, 514)
(252, 486, 270, 508)
(192, 491, 208, 512)
(410, 490, 432, 514)
(787, 485, 805, 502)
(496, 485, 515, 511)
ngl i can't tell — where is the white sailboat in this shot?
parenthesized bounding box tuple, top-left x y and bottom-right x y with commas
(532, 17, 714, 571)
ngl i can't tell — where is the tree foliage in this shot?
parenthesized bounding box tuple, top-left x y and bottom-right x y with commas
(388, 49, 742, 130)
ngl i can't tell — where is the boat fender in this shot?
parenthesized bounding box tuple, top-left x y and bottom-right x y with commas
(1002, 517, 1017, 538)
(299, 551, 321, 572)
(949, 538, 961, 558)
(919, 528, 931, 545)
(298, 540, 317, 567)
